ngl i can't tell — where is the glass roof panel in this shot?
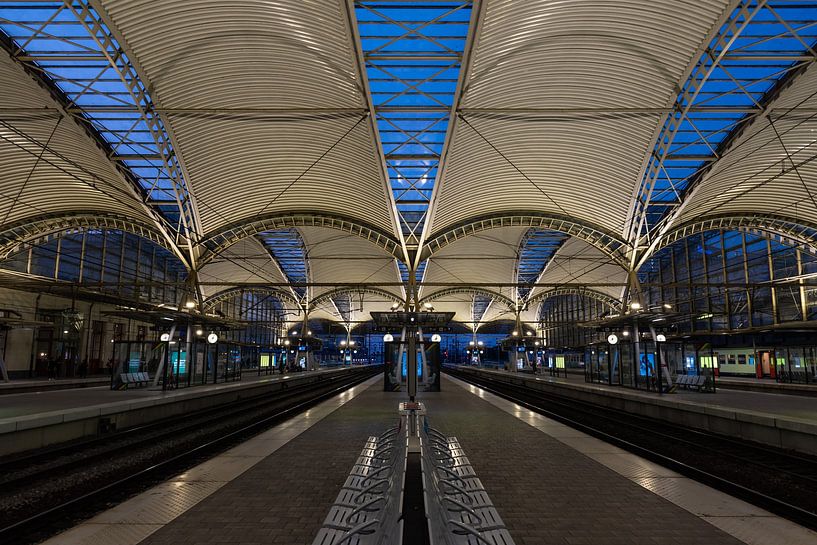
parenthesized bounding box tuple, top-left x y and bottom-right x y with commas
(0, 1, 192, 238)
(354, 1, 472, 242)
(397, 258, 427, 284)
(256, 229, 308, 298)
(516, 229, 570, 301)
(471, 294, 492, 325)
(633, 0, 817, 241)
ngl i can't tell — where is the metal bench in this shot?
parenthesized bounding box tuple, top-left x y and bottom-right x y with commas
(675, 374, 707, 391)
(422, 424, 516, 545)
(313, 425, 405, 545)
(119, 372, 149, 388)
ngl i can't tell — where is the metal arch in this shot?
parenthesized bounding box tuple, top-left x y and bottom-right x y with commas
(67, 0, 203, 256)
(641, 214, 817, 268)
(514, 227, 570, 303)
(528, 287, 622, 312)
(420, 212, 629, 266)
(419, 287, 515, 312)
(626, 0, 817, 262)
(203, 286, 299, 310)
(625, 0, 764, 256)
(0, 24, 185, 261)
(308, 286, 403, 312)
(197, 212, 404, 266)
(0, 212, 178, 261)
(254, 230, 310, 302)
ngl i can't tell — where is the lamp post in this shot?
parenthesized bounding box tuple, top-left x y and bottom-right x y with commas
(606, 333, 618, 385)
(655, 333, 666, 394)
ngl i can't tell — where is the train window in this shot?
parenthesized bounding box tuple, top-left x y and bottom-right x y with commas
(738, 354, 746, 365)
(728, 354, 736, 366)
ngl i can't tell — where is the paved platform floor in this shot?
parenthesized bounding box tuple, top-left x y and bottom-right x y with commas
(42, 376, 816, 545)
(0, 376, 110, 394)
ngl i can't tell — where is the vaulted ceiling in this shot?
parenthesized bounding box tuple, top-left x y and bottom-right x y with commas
(1, 0, 816, 329)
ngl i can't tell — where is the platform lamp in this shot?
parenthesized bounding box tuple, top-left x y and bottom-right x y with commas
(655, 333, 666, 393)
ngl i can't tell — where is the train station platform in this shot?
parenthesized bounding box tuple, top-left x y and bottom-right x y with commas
(525, 367, 817, 397)
(0, 367, 371, 456)
(0, 377, 111, 395)
(715, 376, 817, 397)
(41, 375, 816, 545)
(452, 367, 817, 456)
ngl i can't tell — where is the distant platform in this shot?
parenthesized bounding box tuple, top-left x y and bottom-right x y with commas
(450, 366, 817, 456)
(0, 376, 111, 395)
(0, 367, 371, 456)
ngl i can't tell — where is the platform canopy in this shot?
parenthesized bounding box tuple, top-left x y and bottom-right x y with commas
(1, 0, 816, 330)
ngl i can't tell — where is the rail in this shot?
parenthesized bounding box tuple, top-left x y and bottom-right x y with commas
(445, 366, 817, 532)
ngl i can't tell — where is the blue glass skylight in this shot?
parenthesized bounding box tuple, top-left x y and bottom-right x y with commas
(331, 293, 352, 323)
(471, 293, 492, 325)
(633, 1, 817, 240)
(0, 2, 192, 237)
(354, 1, 472, 244)
(397, 258, 427, 284)
(256, 229, 308, 298)
(516, 229, 569, 301)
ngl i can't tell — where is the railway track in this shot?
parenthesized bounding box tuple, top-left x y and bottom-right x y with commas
(0, 366, 380, 545)
(445, 367, 817, 532)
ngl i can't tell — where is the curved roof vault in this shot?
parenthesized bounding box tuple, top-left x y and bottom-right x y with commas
(298, 226, 404, 303)
(428, 0, 732, 239)
(0, 44, 158, 238)
(196, 236, 289, 299)
(98, 0, 399, 238)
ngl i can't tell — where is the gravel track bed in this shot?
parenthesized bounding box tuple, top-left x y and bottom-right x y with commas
(0, 372, 373, 534)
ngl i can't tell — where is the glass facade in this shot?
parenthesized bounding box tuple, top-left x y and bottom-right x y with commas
(640, 230, 817, 333)
(3, 229, 188, 305)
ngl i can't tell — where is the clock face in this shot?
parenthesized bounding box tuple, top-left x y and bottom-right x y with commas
(160, 333, 170, 342)
(207, 333, 218, 344)
(607, 334, 618, 345)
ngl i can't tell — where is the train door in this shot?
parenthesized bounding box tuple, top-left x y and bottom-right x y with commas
(759, 351, 772, 377)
